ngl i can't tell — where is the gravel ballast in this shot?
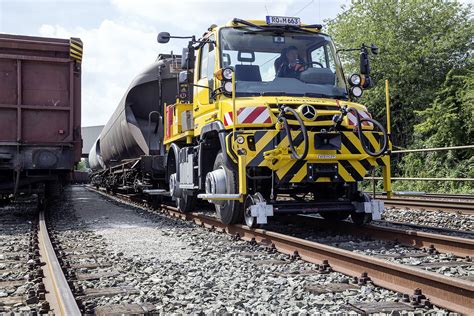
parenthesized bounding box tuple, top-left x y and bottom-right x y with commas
(0, 199, 40, 314)
(46, 186, 457, 314)
(382, 207, 473, 231)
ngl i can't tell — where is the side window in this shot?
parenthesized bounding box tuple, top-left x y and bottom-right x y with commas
(325, 46, 336, 72)
(206, 35, 216, 80)
(311, 45, 336, 72)
(199, 43, 209, 79)
(311, 46, 327, 67)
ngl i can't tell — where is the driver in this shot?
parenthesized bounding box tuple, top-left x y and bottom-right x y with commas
(276, 46, 305, 78)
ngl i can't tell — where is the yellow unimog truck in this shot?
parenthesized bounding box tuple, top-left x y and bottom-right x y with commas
(160, 17, 391, 227)
(91, 16, 391, 227)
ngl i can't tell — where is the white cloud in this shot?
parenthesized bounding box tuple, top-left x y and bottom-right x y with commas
(111, 0, 296, 32)
(37, 0, 347, 127)
(36, 1, 297, 127)
(39, 19, 183, 126)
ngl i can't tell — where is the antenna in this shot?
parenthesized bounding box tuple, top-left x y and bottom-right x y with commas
(318, 0, 321, 22)
(265, 4, 269, 15)
(293, 0, 314, 16)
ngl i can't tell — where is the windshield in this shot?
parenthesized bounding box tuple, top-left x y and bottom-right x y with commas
(219, 27, 347, 98)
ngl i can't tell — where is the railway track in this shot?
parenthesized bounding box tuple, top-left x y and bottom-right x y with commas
(423, 193, 474, 201)
(377, 196, 474, 215)
(0, 202, 79, 315)
(369, 192, 474, 201)
(38, 210, 80, 315)
(89, 187, 473, 314)
(278, 215, 474, 258)
(161, 206, 473, 315)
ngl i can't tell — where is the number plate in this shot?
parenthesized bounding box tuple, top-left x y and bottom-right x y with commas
(266, 16, 301, 26)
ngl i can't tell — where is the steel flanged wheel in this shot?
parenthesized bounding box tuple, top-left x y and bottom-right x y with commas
(169, 172, 196, 213)
(177, 192, 196, 213)
(244, 192, 265, 228)
(351, 193, 373, 226)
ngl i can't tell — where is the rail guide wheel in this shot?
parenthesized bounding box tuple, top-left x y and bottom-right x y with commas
(244, 192, 266, 228)
(351, 193, 373, 226)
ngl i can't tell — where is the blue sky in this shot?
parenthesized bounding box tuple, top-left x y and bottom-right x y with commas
(0, 0, 352, 126)
(1, 0, 471, 126)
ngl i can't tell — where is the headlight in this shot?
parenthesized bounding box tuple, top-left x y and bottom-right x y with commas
(350, 86, 363, 98)
(222, 68, 233, 80)
(223, 81, 233, 94)
(349, 73, 361, 86)
(215, 67, 233, 81)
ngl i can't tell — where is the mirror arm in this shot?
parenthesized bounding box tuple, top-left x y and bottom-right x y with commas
(336, 48, 360, 53)
(170, 35, 194, 40)
(189, 83, 211, 89)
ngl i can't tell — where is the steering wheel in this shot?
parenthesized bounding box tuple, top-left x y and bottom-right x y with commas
(303, 61, 324, 69)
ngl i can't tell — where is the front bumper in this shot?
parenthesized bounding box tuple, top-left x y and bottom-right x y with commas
(229, 129, 390, 184)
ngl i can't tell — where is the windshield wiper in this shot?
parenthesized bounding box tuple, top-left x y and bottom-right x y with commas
(304, 92, 348, 100)
(260, 91, 288, 96)
(243, 27, 316, 36)
(232, 18, 264, 30)
(260, 92, 313, 97)
(304, 92, 326, 98)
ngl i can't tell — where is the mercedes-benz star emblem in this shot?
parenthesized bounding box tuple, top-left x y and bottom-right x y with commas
(300, 104, 317, 121)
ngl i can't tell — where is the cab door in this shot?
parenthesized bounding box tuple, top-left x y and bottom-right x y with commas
(194, 34, 216, 119)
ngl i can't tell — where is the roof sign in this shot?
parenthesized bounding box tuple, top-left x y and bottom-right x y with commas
(265, 16, 301, 26)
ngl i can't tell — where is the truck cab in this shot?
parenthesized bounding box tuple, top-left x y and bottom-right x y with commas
(158, 17, 392, 226)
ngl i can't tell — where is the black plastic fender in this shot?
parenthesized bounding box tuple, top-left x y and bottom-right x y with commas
(200, 121, 234, 165)
(166, 143, 181, 181)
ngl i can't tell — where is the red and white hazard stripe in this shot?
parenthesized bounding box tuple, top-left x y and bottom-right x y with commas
(238, 106, 271, 124)
(223, 106, 272, 126)
(347, 109, 373, 127)
(223, 112, 233, 126)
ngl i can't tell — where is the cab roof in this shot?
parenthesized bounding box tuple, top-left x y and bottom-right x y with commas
(221, 18, 322, 33)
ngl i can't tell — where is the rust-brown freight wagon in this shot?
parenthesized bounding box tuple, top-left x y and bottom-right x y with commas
(0, 34, 82, 199)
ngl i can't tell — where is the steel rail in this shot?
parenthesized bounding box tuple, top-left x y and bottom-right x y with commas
(392, 145, 474, 154)
(385, 220, 473, 235)
(158, 206, 473, 315)
(99, 188, 474, 257)
(423, 193, 474, 200)
(88, 187, 473, 314)
(366, 192, 474, 200)
(38, 210, 80, 316)
(379, 197, 474, 214)
(365, 176, 474, 182)
(279, 215, 474, 258)
(382, 197, 474, 205)
(363, 223, 474, 258)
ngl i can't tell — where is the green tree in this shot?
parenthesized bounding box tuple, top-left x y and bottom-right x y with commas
(76, 159, 88, 171)
(327, 0, 473, 149)
(398, 68, 474, 193)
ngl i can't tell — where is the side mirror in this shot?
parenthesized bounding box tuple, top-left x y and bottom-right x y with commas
(370, 44, 379, 55)
(222, 53, 231, 67)
(360, 49, 370, 75)
(178, 71, 188, 84)
(181, 47, 195, 70)
(359, 43, 379, 74)
(157, 32, 170, 44)
(359, 43, 372, 75)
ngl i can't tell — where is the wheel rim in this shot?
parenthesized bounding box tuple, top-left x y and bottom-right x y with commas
(206, 167, 228, 207)
(244, 193, 264, 228)
(244, 195, 256, 227)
